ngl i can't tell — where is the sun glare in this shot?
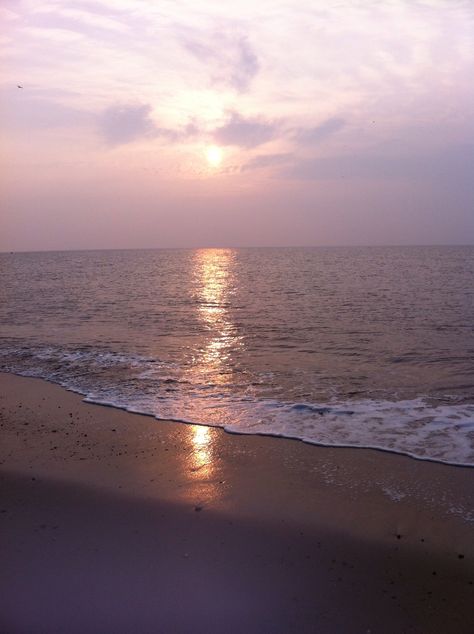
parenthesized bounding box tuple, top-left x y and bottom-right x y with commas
(205, 145, 223, 168)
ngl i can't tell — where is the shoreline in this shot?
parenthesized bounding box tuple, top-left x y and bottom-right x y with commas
(1, 371, 473, 632)
(4, 368, 474, 469)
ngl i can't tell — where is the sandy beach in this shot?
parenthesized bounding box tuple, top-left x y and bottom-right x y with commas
(1, 371, 473, 633)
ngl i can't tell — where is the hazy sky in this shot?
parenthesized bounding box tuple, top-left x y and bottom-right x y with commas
(1, 0, 473, 250)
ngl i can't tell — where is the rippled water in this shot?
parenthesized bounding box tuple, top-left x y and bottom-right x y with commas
(1, 246, 473, 465)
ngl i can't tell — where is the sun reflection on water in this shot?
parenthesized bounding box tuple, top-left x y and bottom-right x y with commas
(192, 248, 241, 385)
(177, 249, 241, 501)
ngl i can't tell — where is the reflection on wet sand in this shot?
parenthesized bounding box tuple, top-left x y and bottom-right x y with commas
(176, 423, 222, 506)
(119, 419, 224, 508)
(190, 424, 212, 474)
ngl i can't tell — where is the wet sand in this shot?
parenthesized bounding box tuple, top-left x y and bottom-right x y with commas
(1, 371, 473, 633)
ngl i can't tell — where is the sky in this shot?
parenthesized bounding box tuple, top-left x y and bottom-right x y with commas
(1, 0, 473, 251)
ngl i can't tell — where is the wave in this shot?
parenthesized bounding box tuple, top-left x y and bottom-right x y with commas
(1, 344, 473, 467)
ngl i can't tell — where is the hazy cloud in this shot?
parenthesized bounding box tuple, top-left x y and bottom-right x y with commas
(2, 89, 92, 130)
(183, 39, 213, 61)
(295, 117, 346, 144)
(182, 33, 259, 92)
(0, 7, 20, 22)
(230, 37, 259, 91)
(98, 103, 175, 145)
(214, 112, 276, 148)
(241, 153, 293, 171)
(284, 144, 474, 181)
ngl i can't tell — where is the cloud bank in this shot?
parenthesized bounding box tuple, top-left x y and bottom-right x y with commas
(214, 112, 276, 148)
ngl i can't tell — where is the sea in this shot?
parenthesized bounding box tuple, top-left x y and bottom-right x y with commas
(1, 246, 473, 466)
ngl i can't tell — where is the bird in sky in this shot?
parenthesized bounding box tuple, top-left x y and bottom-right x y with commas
(17, 85, 23, 89)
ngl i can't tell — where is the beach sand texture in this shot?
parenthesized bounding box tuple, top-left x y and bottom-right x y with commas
(1, 372, 473, 633)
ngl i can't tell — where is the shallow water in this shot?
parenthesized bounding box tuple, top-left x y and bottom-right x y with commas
(1, 246, 473, 465)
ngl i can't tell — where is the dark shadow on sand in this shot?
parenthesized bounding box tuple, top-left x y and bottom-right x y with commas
(1, 470, 473, 634)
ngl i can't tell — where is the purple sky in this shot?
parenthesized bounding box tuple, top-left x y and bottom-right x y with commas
(1, 0, 473, 250)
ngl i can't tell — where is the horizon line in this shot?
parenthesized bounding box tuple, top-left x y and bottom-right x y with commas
(1, 243, 473, 255)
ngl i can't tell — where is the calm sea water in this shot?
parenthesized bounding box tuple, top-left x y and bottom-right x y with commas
(1, 246, 473, 465)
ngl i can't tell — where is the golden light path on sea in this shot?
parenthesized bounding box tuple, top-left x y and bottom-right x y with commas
(179, 248, 241, 503)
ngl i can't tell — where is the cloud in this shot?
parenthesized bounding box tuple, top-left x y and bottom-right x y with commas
(0, 7, 20, 22)
(182, 33, 259, 92)
(214, 112, 276, 148)
(283, 144, 474, 181)
(29, 5, 128, 40)
(1, 88, 92, 130)
(241, 153, 293, 171)
(230, 37, 259, 91)
(295, 117, 346, 144)
(98, 103, 175, 145)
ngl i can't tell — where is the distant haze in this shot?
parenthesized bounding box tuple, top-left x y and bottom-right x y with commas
(1, 0, 473, 251)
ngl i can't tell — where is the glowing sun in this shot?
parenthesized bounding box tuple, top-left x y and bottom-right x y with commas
(205, 145, 223, 168)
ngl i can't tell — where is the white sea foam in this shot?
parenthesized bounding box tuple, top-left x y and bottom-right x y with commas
(1, 343, 473, 467)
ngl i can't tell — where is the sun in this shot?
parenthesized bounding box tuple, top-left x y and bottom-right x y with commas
(205, 145, 223, 168)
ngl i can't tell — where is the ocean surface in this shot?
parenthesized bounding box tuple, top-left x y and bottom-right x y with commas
(1, 246, 473, 466)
